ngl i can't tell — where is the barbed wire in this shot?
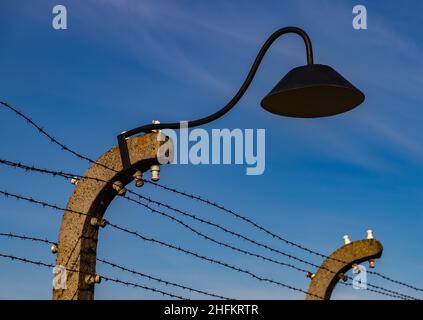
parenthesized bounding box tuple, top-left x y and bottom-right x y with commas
(123, 195, 313, 272)
(0, 231, 232, 299)
(0, 252, 188, 299)
(123, 194, 418, 298)
(0, 232, 56, 246)
(0, 159, 343, 278)
(98, 258, 414, 300)
(0, 159, 342, 277)
(123, 194, 419, 300)
(0, 101, 102, 168)
(145, 180, 351, 258)
(1, 101, 421, 295)
(1, 159, 321, 269)
(0, 226, 416, 300)
(125, 190, 318, 263)
(107, 221, 324, 299)
(0, 190, 92, 218)
(336, 278, 411, 300)
(141, 182, 423, 294)
(1, 158, 421, 300)
(97, 258, 232, 300)
(0, 164, 419, 299)
(0, 159, 83, 180)
(2, 160, 415, 299)
(111, 221, 421, 300)
(100, 275, 188, 300)
(0, 190, 323, 299)
(0, 250, 405, 300)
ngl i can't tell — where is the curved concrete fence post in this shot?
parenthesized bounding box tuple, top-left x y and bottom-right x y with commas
(306, 239, 383, 300)
(52, 133, 171, 300)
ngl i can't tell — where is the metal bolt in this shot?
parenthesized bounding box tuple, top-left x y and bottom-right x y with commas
(367, 229, 374, 240)
(85, 274, 101, 285)
(90, 217, 107, 228)
(339, 273, 348, 282)
(51, 244, 58, 254)
(343, 235, 351, 245)
(112, 181, 127, 196)
(71, 177, 79, 185)
(133, 171, 144, 187)
(150, 165, 160, 181)
(369, 259, 375, 268)
(352, 263, 361, 274)
(306, 271, 315, 279)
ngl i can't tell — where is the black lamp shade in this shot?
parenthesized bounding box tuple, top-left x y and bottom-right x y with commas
(260, 64, 365, 118)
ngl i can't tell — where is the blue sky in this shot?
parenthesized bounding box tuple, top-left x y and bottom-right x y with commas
(0, 0, 422, 299)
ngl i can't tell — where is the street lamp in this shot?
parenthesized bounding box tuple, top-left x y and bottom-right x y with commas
(117, 26, 365, 169)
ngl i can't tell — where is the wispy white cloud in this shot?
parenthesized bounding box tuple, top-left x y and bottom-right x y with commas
(81, 0, 233, 94)
(85, 0, 423, 171)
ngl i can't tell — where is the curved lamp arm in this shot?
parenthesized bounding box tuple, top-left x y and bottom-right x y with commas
(118, 26, 314, 169)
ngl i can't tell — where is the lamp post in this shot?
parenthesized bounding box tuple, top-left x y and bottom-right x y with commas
(117, 26, 365, 169)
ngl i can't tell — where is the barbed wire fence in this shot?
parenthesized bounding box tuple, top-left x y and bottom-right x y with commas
(0, 190, 417, 300)
(0, 100, 422, 300)
(0, 160, 418, 300)
(0, 190, 326, 300)
(0, 253, 189, 300)
(0, 233, 232, 300)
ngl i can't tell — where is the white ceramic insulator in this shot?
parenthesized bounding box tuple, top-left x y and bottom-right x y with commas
(150, 165, 160, 181)
(343, 235, 351, 245)
(152, 120, 161, 132)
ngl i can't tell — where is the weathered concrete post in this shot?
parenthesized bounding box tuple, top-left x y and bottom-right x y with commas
(53, 133, 170, 300)
(306, 238, 383, 300)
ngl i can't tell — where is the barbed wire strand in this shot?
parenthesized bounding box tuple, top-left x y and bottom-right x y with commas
(1, 159, 320, 267)
(97, 258, 233, 300)
(0, 232, 56, 245)
(142, 183, 423, 296)
(0, 190, 91, 218)
(107, 221, 327, 299)
(0, 101, 102, 168)
(0, 160, 334, 276)
(1, 101, 421, 294)
(0, 231, 410, 300)
(0, 162, 415, 300)
(0, 225, 415, 300)
(122, 194, 418, 299)
(0, 160, 347, 276)
(115, 220, 418, 300)
(124, 196, 311, 272)
(0, 252, 188, 299)
(0, 232, 231, 299)
(0, 158, 329, 271)
(0, 190, 325, 299)
(123, 195, 419, 299)
(0, 159, 417, 299)
(100, 275, 188, 300)
(337, 278, 410, 300)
